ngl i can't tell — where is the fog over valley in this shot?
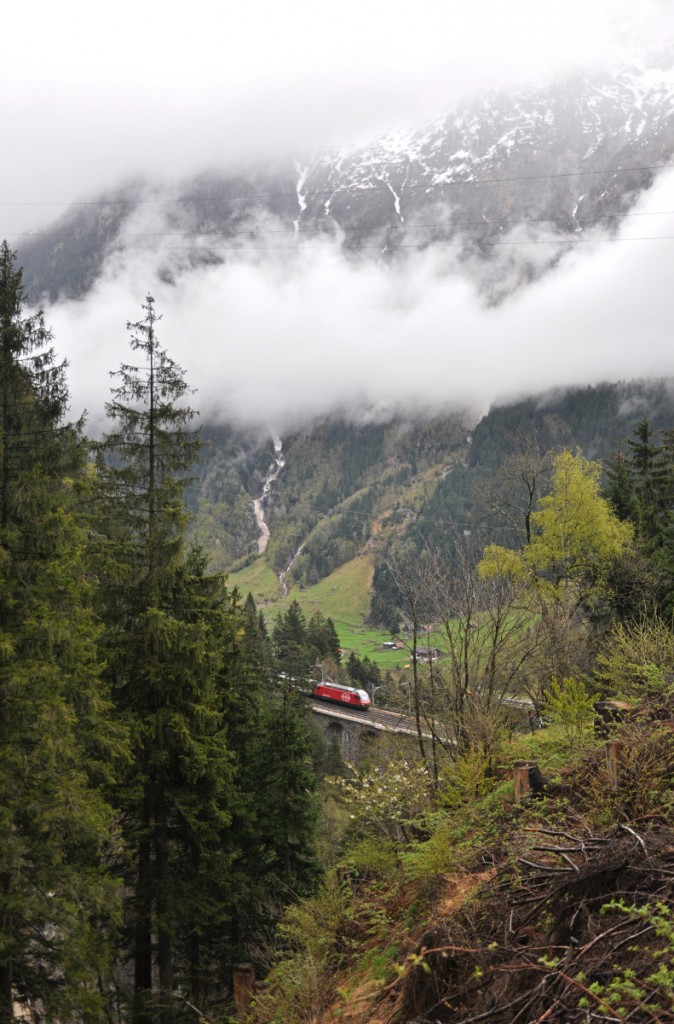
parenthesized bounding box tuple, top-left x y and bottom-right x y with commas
(43, 166, 674, 431)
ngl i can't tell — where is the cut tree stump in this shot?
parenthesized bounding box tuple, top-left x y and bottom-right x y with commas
(605, 740, 624, 792)
(233, 962, 256, 1021)
(514, 760, 537, 801)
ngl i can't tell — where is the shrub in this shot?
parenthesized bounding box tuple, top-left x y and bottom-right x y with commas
(544, 676, 594, 748)
(342, 837, 400, 880)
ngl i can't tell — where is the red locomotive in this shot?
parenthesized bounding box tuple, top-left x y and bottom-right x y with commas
(311, 681, 371, 710)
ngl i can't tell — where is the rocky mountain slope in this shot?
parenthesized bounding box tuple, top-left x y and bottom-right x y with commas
(192, 379, 674, 625)
(17, 54, 674, 304)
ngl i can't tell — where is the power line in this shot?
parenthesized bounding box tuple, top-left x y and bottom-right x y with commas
(8, 207, 674, 241)
(0, 160, 670, 212)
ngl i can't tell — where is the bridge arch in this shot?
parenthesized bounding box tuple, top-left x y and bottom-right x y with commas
(326, 721, 343, 742)
(357, 729, 378, 762)
(312, 708, 383, 763)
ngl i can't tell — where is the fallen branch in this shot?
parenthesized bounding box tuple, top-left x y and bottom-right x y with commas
(619, 824, 649, 857)
(518, 858, 573, 873)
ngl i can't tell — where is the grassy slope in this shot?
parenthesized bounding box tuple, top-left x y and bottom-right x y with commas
(227, 451, 467, 665)
(227, 558, 282, 606)
(229, 554, 413, 667)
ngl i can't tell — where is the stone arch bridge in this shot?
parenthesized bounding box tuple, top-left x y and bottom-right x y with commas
(309, 699, 429, 763)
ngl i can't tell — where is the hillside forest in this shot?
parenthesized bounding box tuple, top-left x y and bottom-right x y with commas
(4, 237, 674, 1023)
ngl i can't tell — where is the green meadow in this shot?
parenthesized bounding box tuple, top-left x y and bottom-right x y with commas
(229, 553, 414, 666)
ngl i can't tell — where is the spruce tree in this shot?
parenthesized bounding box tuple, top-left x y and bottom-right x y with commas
(604, 450, 639, 523)
(0, 242, 121, 1021)
(307, 610, 341, 665)
(273, 600, 314, 679)
(213, 593, 273, 964)
(626, 419, 669, 547)
(252, 679, 321, 895)
(605, 427, 674, 616)
(217, 592, 322, 952)
(95, 296, 236, 1022)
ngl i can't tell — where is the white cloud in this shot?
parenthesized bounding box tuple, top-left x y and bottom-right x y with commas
(47, 168, 674, 433)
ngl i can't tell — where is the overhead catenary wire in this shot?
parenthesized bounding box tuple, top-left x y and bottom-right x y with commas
(4, 164, 674, 250)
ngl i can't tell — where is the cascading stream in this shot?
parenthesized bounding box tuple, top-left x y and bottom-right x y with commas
(252, 436, 284, 555)
(279, 542, 305, 598)
(251, 436, 306, 595)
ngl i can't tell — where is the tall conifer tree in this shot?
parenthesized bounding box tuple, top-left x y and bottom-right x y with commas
(273, 600, 313, 678)
(626, 419, 669, 547)
(0, 242, 120, 1021)
(95, 296, 236, 1022)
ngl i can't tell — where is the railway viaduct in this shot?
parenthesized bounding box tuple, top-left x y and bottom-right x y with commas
(309, 695, 532, 763)
(308, 700, 427, 763)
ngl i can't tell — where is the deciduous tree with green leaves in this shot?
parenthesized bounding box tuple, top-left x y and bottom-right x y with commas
(479, 450, 634, 674)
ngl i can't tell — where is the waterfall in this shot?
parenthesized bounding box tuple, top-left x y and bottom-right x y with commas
(252, 436, 285, 555)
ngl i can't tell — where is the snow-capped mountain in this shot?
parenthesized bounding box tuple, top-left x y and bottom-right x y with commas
(18, 54, 674, 304)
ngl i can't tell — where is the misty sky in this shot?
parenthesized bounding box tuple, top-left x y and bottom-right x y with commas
(4, 0, 674, 429)
(4, 0, 672, 233)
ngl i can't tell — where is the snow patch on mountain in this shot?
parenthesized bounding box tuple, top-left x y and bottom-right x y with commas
(17, 50, 674, 310)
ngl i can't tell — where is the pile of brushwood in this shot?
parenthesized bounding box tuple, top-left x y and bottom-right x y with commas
(395, 742, 674, 1023)
(253, 711, 674, 1024)
(398, 824, 674, 1022)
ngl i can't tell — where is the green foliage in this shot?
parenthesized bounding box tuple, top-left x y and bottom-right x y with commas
(247, 682, 322, 896)
(544, 676, 595, 748)
(604, 449, 639, 523)
(342, 837, 401, 880)
(346, 652, 382, 693)
(438, 745, 500, 809)
(278, 875, 350, 959)
(273, 600, 313, 678)
(273, 601, 343, 679)
(400, 801, 503, 881)
(588, 722, 674, 822)
(605, 418, 674, 613)
(401, 816, 471, 879)
(594, 615, 674, 699)
(358, 944, 401, 986)
(0, 241, 123, 1020)
(307, 609, 342, 664)
(480, 450, 634, 608)
(95, 296, 240, 1018)
(253, 877, 351, 1024)
(577, 900, 674, 1017)
(625, 418, 669, 547)
(532, 449, 632, 578)
(329, 758, 432, 843)
(478, 451, 634, 680)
